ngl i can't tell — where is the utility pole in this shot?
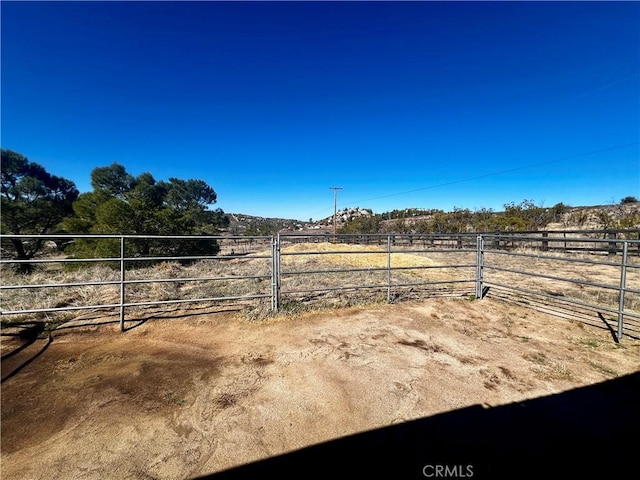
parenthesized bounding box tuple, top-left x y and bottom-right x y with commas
(329, 187, 343, 242)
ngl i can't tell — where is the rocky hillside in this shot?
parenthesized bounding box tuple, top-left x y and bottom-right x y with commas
(223, 207, 374, 234)
(374, 202, 640, 232)
(222, 202, 639, 235)
(546, 202, 640, 230)
(223, 214, 310, 235)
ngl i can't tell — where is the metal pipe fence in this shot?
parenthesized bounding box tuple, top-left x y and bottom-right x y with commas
(1, 234, 273, 332)
(1, 232, 638, 340)
(479, 234, 639, 340)
(277, 233, 477, 306)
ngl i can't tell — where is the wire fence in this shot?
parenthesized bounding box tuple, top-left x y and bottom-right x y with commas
(1, 232, 638, 340)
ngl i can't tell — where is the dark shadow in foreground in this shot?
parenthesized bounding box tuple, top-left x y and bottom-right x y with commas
(194, 372, 640, 480)
(1, 334, 52, 383)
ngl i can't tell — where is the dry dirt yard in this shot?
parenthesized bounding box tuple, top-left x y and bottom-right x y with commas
(2, 298, 640, 479)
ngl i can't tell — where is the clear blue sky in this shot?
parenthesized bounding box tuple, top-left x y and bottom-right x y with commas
(2, 1, 639, 221)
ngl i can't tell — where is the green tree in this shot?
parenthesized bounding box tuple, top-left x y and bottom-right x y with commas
(391, 217, 411, 234)
(338, 215, 381, 234)
(1, 149, 79, 268)
(428, 211, 447, 233)
(449, 207, 473, 233)
(498, 200, 551, 231)
(65, 163, 226, 261)
(245, 219, 280, 236)
(471, 207, 497, 232)
(549, 202, 568, 223)
(90, 162, 135, 198)
(620, 196, 638, 204)
(595, 210, 614, 230)
(161, 178, 217, 212)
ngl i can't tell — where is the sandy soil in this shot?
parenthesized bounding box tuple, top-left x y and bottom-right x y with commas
(2, 298, 640, 479)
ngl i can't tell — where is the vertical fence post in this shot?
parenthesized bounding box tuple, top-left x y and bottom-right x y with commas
(119, 236, 125, 332)
(493, 233, 500, 250)
(618, 241, 628, 340)
(476, 235, 484, 299)
(608, 230, 617, 256)
(271, 236, 275, 311)
(271, 234, 281, 312)
(387, 234, 392, 303)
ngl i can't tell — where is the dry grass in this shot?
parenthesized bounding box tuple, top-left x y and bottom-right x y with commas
(482, 251, 639, 311)
(1, 240, 638, 337)
(1, 256, 273, 327)
(281, 241, 440, 269)
(273, 242, 468, 312)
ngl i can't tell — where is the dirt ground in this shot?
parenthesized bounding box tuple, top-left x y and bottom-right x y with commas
(2, 298, 640, 479)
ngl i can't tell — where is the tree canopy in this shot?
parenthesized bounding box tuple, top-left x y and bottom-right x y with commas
(1, 149, 79, 264)
(65, 163, 228, 259)
(340, 201, 572, 234)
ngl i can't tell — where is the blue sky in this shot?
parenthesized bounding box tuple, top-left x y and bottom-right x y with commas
(2, 1, 639, 221)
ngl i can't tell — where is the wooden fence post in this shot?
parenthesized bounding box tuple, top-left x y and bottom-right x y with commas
(608, 231, 617, 256)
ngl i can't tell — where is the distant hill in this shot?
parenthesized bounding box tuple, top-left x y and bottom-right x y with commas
(223, 213, 311, 235)
(220, 207, 375, 235)
(545, 202, 640, 231)
(375, 202, 640, 233)
(221, 201, 640, 235)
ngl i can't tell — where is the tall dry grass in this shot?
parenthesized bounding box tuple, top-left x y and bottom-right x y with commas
(1, 240, 637, 333)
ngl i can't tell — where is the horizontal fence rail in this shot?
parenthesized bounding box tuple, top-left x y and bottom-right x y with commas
(277, 233, 477, 309)
(479, 234, 639, 340)
(1, 234, 274, 332)
(1, 232, 638, 340)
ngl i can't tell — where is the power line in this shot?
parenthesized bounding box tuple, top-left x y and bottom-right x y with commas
(342, 142, 639, 207)
(574, 72, 640, 99)
(306, 142, 638, 218)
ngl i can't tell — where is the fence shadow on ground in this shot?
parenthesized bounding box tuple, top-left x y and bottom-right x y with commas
(0, 305, 243, 383)
(120, 305, 243, 331)
(194, 372, 640, 480)
(1, 334, 52, 384)
(27, 304, 242, 333)
(488, 288, 639, 342)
